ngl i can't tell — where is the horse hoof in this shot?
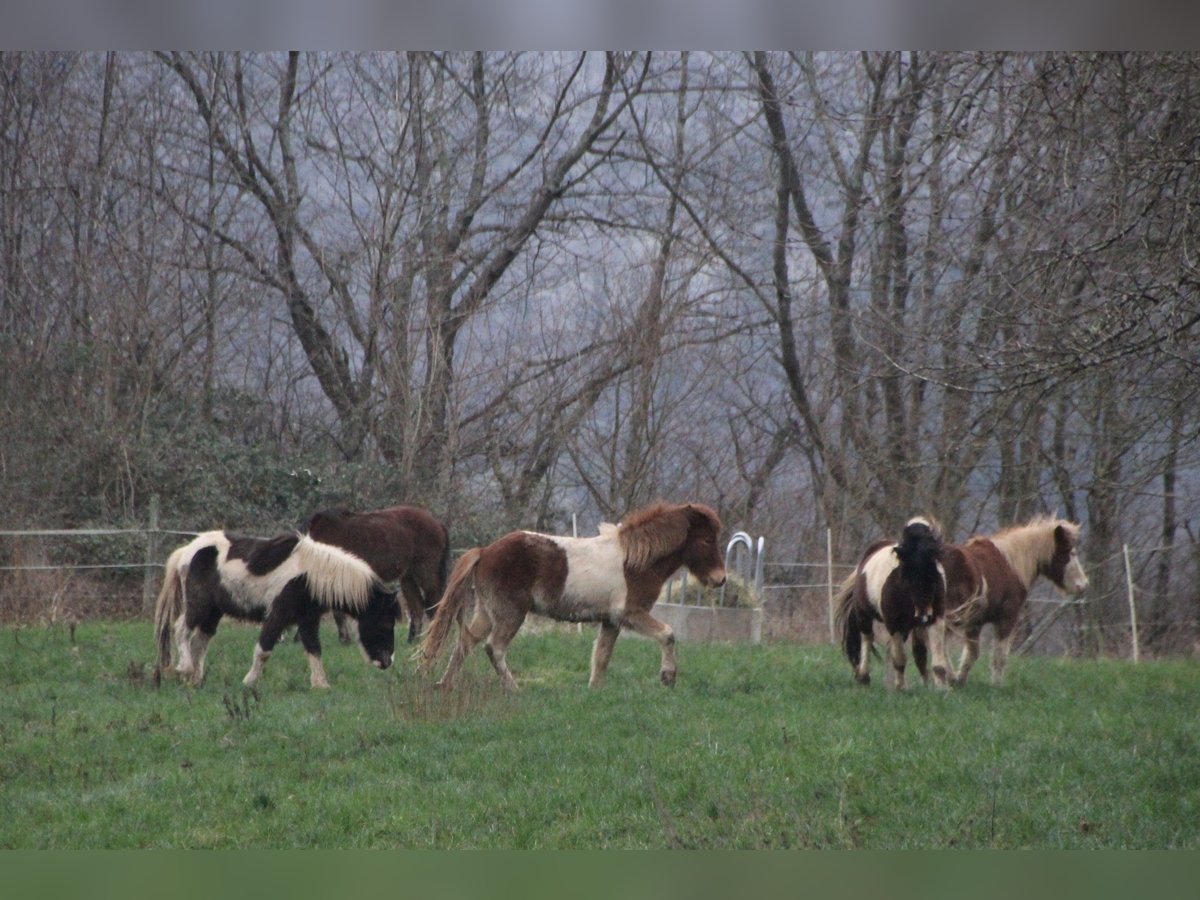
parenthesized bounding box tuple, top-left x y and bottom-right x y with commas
(660, 670, 677, 688)
(854, 672, 871, 686)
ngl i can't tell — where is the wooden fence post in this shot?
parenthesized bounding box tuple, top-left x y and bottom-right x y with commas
(141, 494, 160, 617)
(827, 527, 835, 643)
(1124, 543, 1140, 663)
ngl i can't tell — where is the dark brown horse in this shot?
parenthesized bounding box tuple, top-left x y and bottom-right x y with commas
(942, 516, 1088, 687)
(834, 517, 951, 690)
(419, 502, 726, 691)
(304, 505, 450, 644)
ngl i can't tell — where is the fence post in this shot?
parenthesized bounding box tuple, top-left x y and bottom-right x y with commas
(1123, 543, 1140, 663)
(573, 513, 581, 632)
(141, 494, 160, 617)
(827, 527, 835, 642)
(754, 535, 765, 599)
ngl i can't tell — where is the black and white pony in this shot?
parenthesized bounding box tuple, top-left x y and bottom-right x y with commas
(153, 530, 400, 689)
(834, 517, 951, 690)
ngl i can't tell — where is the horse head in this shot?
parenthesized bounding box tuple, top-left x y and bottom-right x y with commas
(680, 504, 727, 589)
(355, 588, 400, 669)
(894, 516, 944, 626)
(1045, 522, 1089, 595)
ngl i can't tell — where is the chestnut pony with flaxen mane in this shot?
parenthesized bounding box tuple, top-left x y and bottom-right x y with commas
(942, 516, 1088, 687)
(419, 502, 726, 690)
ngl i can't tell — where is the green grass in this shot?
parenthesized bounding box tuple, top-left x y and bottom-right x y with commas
(1, 620, 1197, 848)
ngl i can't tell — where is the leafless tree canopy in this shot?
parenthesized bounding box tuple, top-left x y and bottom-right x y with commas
(2, 51, 1198, 650)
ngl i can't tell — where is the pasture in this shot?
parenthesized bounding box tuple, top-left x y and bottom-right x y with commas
(1, 620, 1197, 849)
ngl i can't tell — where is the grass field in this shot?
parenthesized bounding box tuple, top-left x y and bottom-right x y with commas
(2, 620, 1198, 849)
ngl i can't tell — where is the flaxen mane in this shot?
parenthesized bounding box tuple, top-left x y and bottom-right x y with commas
(619, 503, 717, 572)
(292, 535, 379, 611)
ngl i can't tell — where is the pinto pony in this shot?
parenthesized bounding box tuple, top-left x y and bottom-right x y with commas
(304, 505, 451, 643)
(943, 516, 1088, 687)
(834, 517, 951, 689)
(419, 502, 726, 691)
(152, 530, 400, 689)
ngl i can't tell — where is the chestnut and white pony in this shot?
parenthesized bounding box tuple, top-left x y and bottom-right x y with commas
(943, 516, 1088, 687)
(152, 530, 399, 690)
(834, 517, 951, 690)
(419, 502, 726, 691)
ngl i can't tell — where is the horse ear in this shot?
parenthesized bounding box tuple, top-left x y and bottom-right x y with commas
(1055, 523, 1082, 552)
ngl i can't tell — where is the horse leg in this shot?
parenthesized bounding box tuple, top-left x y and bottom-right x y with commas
(912, 627, 931, 685)
(333, 610, 353, 645)
(483, 608, 527, 692)
(243, 639, 272, 688)
(296, 607, 329, 689)
(399, 579, 425, 644)
(437, 606, 491, 690)
(954, 626, 982, 687)
(243, 582, 303, 688)
(173, 614, 195, 681)
(621, 609, 678, 687)
(991, 617, 1019, 686)
(177, 600, 218, 685)
(185, 605, 222, 687)
(928, 617, 952, 688)
(589, 621, 621, 689)
(889, 632, 908, 691)
(854, 628, 873, 685)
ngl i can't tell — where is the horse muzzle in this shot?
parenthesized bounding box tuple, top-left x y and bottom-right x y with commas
(373, 654, 394, 670)
(707, 568, 727, 588)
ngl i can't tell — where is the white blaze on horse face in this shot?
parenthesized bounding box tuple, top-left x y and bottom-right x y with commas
(860, 544, 900, 615)
(1064, 550, 1089, 594)
(539, 530, 627, 622)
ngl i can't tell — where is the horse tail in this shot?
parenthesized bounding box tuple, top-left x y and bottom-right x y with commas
(152, 543, 189, 686)
(418, 547, 482, 670)
(831, 570, 862, 666)
(294, 535, 379, 611)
